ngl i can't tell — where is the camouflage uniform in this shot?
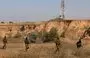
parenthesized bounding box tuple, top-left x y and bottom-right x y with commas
(55, 37, 61, 53)
(85, 27, 90, 36)
(2, 36, 7, 49)
(75, 39, 83, 56)
(24, 37, 29, 51)
(76, 27, 90, 49)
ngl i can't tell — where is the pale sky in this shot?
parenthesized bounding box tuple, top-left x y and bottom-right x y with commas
(0, 0, 90, 22)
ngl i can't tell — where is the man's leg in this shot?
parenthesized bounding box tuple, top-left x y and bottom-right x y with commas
(25, 44, 27, 51)
(25, 44, 29, 51)
(2, 45, 4, 49)
(55, 45, 59, 53)
(2, 43, 6, 49)
(4, 43, 7, 49)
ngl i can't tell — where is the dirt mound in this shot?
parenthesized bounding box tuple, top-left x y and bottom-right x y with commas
(0, 19, 90, 41)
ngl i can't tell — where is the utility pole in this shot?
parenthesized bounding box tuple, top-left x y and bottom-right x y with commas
(60, 0, 65, 19)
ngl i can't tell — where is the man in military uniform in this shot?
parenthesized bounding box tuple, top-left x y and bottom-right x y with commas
(76, 27, 90, 49)
(55, 37, 61, 53)
(84, 27, 90, 36)
(24, 36, 29, 51)
(75, 39, 82, 56)
(76, 39, 82, 49)
(2, 36, 7, 49)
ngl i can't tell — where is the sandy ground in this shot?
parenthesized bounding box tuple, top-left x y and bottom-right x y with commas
(0, 40, 90, 58)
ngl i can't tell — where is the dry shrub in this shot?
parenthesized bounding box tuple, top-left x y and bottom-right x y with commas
(3, 42, 90, 58)
(13, 32, 22, 38)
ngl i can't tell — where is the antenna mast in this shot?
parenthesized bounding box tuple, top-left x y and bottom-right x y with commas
(60, 0, 65, 19)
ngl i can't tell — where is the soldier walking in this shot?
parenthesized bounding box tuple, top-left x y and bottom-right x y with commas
(55, 37, 61, 53)
(76, 39, 82, 49)
(24, 36, 29, 51)
(75, 39, 83, 56)
(2, 36, 7, 49)
(76, 27, 90, 49)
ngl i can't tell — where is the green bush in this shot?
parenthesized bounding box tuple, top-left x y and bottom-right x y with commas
(41, 27, 58, 42)
(29, 32, 38, 43)
(49, 27, 58, 38)
(42, 31, 49, 42)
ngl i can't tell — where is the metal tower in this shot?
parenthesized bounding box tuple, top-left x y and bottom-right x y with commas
(60, 0, 65, 19)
